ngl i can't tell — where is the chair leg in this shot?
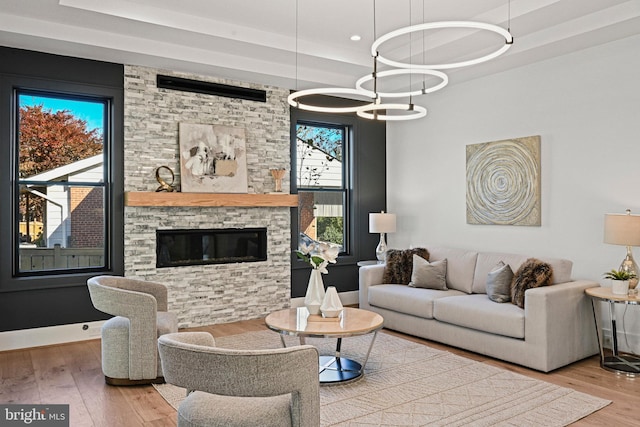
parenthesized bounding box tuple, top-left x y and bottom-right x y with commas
(105, 376, 165, 386)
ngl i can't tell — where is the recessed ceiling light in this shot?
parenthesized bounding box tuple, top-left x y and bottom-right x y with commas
(350, 35, 361, 41)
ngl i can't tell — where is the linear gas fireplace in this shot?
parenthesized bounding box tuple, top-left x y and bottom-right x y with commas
(156, 228, 267, 268)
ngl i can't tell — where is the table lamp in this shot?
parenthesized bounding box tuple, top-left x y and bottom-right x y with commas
(604, 209, 640, 289)
(369, 211, 396, 263)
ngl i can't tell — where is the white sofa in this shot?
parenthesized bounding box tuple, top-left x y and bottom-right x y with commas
(359, 246, 599, 372)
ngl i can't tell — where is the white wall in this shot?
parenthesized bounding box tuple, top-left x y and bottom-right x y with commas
(387, 34, 640, 350)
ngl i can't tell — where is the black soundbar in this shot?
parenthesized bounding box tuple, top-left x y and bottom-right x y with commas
(156, 75, 267, 102)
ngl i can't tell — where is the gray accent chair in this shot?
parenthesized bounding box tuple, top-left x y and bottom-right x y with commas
(87, 275, 178, 385)
(158, 332, 320, 427)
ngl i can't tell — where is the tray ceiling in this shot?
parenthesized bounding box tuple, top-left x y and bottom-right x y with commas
(1, 0, 639, 91)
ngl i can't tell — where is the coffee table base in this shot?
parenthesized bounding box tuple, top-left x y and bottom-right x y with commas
(318, 356, 363, 384)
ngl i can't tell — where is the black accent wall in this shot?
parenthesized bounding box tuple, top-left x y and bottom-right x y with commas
(290, 96, 387, 298)
(0, 47, 124, 332)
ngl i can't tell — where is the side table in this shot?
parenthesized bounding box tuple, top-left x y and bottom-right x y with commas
(585, 286, 640, 376)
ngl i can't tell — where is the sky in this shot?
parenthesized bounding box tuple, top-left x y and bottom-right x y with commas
(19, 94, 105, 134)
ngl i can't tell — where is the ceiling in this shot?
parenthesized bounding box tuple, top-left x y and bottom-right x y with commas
(1, 0, 639, 93)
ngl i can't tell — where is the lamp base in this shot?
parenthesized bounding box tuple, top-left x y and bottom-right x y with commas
(620, 246, 639, 289)
(375, 233, 387, 263)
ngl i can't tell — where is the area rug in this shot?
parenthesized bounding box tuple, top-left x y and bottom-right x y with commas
(153, 330, 610, 426)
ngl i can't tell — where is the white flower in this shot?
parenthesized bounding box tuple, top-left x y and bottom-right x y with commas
(316, 260, 329, 274)
(294, 240, 339, 273)
(298, 241, 315, 255)
(318, 242, 339, 264)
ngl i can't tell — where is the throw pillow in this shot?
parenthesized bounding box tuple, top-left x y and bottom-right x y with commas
(510, 258, 554, 309)
(409, 255, 447, 290)
(382, 248, 430, 285)
(486, 261, 513, 303)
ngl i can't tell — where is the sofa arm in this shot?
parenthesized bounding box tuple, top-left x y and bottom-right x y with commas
(524, 279, 599, 369)
(359, 264, 385, 309)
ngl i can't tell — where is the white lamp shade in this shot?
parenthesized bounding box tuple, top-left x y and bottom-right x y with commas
(369, 212, 396, 233)
(604, 212, 640, 246)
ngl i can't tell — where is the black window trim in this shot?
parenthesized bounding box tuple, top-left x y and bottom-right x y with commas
(295, 119, 351, 255)
(291, 113, 358, 270)
(14, 88, 112, 278)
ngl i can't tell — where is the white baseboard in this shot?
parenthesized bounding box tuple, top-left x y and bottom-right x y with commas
(0, 321, 104, 352)
(0, 291, 360, 351)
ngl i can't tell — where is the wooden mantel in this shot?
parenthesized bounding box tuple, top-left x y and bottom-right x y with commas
(124, 191, 298, 207)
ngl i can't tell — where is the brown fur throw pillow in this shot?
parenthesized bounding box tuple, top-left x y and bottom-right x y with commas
(510, 258, 553, 309)
(382, 248, 430, 285)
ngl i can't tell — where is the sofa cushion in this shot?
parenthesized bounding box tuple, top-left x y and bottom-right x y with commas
(368, 284, 465, 319)
(426, 246, 478, 293)
(472, 252, 527, 294)
(472, 252, 573, 293)
(433, 294, 525, 339)
(486, 262, 513, 303)
(409, 256, 447, 290)
(382, 248, 430, 285)
(511, 258, 553, 309)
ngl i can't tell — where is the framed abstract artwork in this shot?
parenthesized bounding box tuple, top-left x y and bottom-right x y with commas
(466, 135, 541, 226)
(179, 123, 248, 193)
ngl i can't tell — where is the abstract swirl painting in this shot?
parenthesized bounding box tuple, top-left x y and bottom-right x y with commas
(466, 136, 541, 226)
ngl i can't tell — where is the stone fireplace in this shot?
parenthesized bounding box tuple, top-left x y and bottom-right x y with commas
(123, 65, 291, 328)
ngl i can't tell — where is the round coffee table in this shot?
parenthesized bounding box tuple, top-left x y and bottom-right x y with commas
(265, 307, 384, 384)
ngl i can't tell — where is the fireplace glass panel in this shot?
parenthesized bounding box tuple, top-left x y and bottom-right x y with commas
(156, 228, 267, 268)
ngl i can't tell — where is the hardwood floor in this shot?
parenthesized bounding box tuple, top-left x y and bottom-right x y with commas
(1, 318, 637, 427)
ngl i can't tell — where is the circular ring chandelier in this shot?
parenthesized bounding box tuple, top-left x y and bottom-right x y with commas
(356, 102, 427, 121)
(371, 21, 513, 70)
(355, 68, 449, 99)
(287, 88, 373, 113)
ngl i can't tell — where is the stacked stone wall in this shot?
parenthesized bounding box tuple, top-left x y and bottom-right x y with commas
(124, 65, 291, 327)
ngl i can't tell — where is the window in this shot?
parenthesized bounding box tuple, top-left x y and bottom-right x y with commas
(295, 122, 349, 253)
(15, 91, 109, 275)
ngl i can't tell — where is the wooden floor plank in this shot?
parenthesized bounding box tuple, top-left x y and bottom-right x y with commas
(143, 417, 177, 427)
(0, 349, 39, 404)
(30, 345, 93, 425)
(62, 340, 113, 426)
(119, 386, 176, 424)
(74, 368, 146, 427)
